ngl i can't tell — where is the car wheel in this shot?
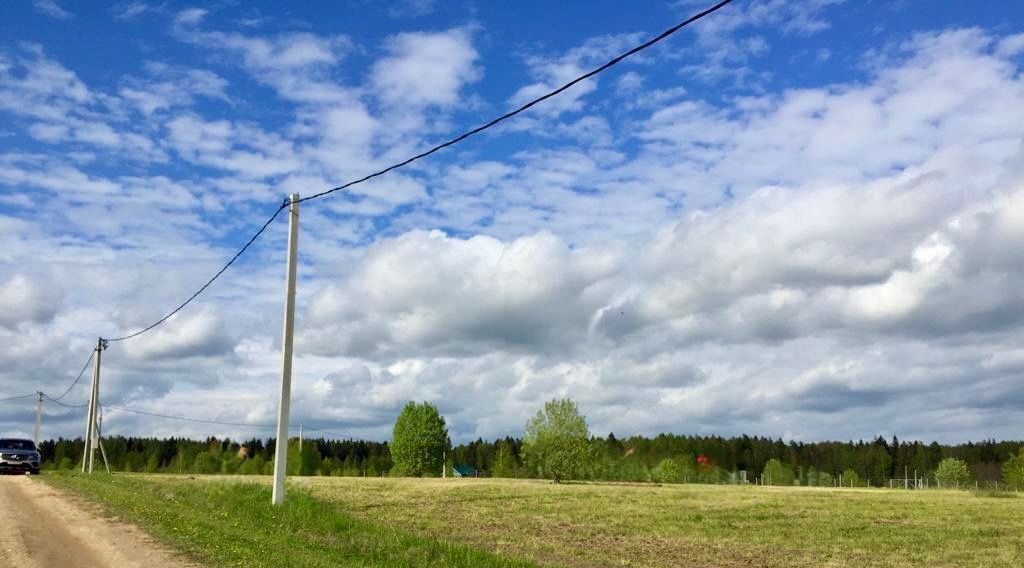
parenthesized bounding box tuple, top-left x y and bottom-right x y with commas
(29, 469, 40, 475)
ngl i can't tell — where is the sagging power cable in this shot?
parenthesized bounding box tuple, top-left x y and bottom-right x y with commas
(295, 0, 734, 205)
(104, 203, 288, 343)
(48, 350, 95, 402)
(97, 0, 735, 344)
(43, 394, 89, 408)
(102, 403, 278, 429)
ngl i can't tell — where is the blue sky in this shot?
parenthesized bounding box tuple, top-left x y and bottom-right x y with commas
(2, 0, 1024, 444)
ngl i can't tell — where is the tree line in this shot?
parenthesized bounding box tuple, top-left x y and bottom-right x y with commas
(39, 400, 1024, 489)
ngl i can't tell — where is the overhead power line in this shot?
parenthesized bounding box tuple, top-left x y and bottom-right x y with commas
(0, 393, 36, 404)
(295, 0, 734, 205)
(48, 350, 95, 402)
(94, 0, 734, 345)
(102, 403, 278, 429)
(302, 426, 349, 440)
(105, 203, 288, 343)
(42, 394, 89, 408)
(98, 403, 351, 439)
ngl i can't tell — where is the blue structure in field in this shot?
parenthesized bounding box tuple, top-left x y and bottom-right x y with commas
(452, 465, 478, 478)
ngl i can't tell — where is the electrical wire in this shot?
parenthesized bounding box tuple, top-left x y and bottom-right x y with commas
(48, 350, 94, 402)
(294, 0, 735, 205)
(102, 403, 278, 429)
(42, 394, 89, 408)
(105, 202, 289, 343)
(26, 1, 735, 440)
(302, 426, 348, 439)
(97, 404, 350, 439)
(92, 0, 734, 345)
(0, 393, 36, 403)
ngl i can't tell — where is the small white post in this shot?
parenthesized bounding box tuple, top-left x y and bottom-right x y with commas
(34, 392, 43, 447)
(443, 450, 446, 478)
(272, 193, 300, 505)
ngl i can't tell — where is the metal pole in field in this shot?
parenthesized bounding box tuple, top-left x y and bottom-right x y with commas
(34, 392, 43, 447)
(272, 193, 300, 505)
(82, 338, 103, 473)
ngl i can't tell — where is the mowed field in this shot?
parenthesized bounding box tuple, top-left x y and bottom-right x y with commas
(44, 473, 1024, 567)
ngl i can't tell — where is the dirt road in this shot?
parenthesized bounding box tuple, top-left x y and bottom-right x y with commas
(0, 475, 197, 567)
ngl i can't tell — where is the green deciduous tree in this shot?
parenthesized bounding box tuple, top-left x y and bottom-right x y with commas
(762, 458, 795, 486)
(935, 457, 971, 488)
(655, 458, 681, 484)
(492, 439, 518, 478)
(390, 401, 449, 477)
(1003, 449, 1024, 490)
(522, 398, 590, 482)
(193, 451, 219, 474)
(841, 468, 860, 487)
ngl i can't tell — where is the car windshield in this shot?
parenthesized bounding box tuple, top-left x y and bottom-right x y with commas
(0, 439, 35, 451)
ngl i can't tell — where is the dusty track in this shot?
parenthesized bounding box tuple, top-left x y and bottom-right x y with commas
(0, 475, 197, 567)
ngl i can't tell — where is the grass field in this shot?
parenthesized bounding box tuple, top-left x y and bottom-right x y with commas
(45, 474, 1024, 567)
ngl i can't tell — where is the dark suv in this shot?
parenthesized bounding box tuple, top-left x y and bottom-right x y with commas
(0, 438, 41, 475)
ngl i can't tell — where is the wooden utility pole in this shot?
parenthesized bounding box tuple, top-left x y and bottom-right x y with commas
(272, 193, 300, 505)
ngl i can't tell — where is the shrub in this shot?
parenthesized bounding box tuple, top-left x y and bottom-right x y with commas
(841, 468, 860, 487)
(935, 458, 971, 488)
(656, 458, 682, 484)
(1003, 449, 1024, 491)
(763, 459, 795, 486)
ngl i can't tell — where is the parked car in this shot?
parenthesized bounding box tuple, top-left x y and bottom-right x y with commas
(0, 438, 41, 475)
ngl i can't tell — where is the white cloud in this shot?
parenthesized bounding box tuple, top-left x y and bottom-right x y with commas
(33, 0, 72, 20)
(122, 307, 235, 360)
(172, 15, 353, 104)
(119, 63, 229, 115)
(300, 229, 620, 358)
(511, 33, 644, 117)
(371, 29, 480, 108)
(111, 2, 151, 20)
(4, 17, 1024, 446)
(997, 33, 1024, 58)
(0, 274, 63, 329)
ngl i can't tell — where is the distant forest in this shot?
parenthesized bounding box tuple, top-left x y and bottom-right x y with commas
(39, 434, 1024, 487)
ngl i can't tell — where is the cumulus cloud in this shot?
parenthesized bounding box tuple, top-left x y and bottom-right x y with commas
(0, 274, 63, 329)
(122, 307, 236, 360)
(3, 11, 1024, 446)
(119, 62, 229, 115)
(371, 29, 480, 108)
(300, 230, 620, 358)
(172, 13, 353, 104)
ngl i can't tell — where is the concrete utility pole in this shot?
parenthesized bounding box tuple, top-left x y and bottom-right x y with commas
(272, 193, 300, 505)
(96, 407, 111, 474)
(82, 338, 104, 474)
(34, 392, 43, 447)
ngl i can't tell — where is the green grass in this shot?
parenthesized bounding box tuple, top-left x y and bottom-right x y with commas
(41, 473, 534, 568)
(303, 477, 1024, 567)
(44, 474, 1024, 567)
